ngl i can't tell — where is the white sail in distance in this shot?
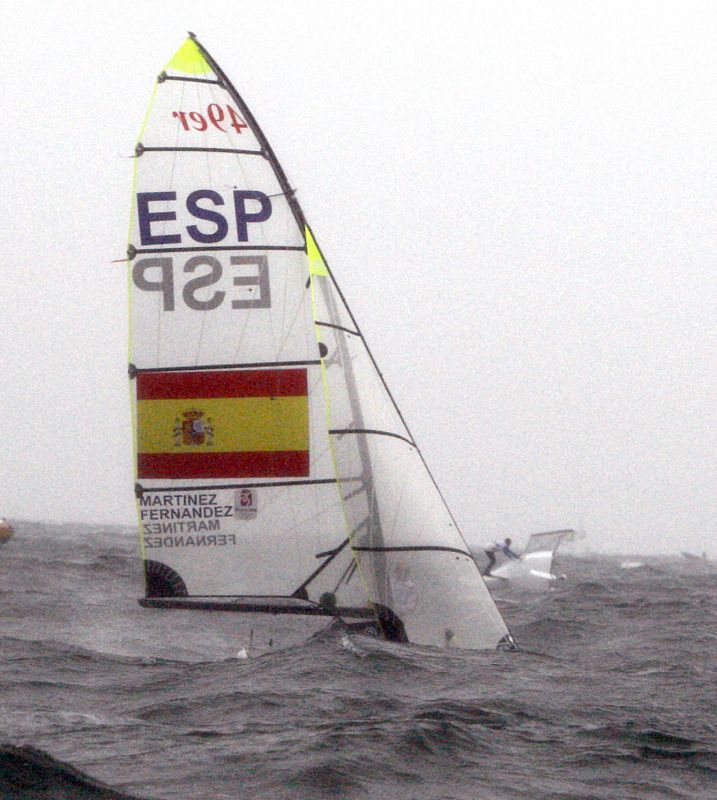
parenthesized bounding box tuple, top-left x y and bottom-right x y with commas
(127, 35, 515, 651)
(523, 529, 576, 556)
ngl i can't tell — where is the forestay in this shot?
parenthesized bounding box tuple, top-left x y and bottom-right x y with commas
(127, 35, 515, 651)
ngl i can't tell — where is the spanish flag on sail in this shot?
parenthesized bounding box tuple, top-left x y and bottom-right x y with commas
(136, 369, 309, 479)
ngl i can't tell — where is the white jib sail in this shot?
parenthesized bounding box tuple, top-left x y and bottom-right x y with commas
(127, 35, 514, 651)
(522, 529, 575, 556)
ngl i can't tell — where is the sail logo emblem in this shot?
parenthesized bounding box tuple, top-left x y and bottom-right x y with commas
(171, 103, 249, 134)
(174, 410, 214, 447)
(234, 488, 258, 520)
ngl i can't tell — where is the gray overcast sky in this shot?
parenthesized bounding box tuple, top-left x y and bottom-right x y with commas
(1, 0, 715, 555)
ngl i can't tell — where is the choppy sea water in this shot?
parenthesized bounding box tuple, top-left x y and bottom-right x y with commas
(0, 521, 715, 799)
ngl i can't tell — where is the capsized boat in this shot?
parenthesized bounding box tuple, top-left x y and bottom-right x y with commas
(620, 560, 645, 570)
(126, 35, 516, 652)
(475, 529, 576, 591)
(680, 551, 709, 562)
(0, 518, 14, 546)
(679, 550, 713, 574)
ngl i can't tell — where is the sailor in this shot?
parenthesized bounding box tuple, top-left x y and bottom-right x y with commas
(482, 538, 520, 575)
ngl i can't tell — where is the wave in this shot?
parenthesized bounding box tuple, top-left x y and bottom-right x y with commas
(572, 725, 717, 774)
(513, 615, 587, 641)
(629, 730, 717, 767)
(0, 634, 179, 666)
(0, 744, 151, 799)
(556, 580, 614, 601)
(282, 762, 364, 795)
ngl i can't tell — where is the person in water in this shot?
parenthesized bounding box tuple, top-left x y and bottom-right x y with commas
(482, 538, 520, 575)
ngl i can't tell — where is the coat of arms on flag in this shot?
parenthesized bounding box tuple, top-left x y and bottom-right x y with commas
(174, 409, 214, 446)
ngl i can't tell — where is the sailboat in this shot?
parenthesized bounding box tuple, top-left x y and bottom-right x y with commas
(680, 551, 709, 562)
(680, 550, 713, 574)
(126, 34, 515, 652)
(476, 529, 576, 591)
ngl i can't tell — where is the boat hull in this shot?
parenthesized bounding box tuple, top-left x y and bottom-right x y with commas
(485, 551, 563, 591)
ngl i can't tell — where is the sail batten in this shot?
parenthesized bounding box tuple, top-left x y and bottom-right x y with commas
(329, 428, 416, 447)
(137, 478, 340, 494)
(138, 146, 265, 156)
(315, 321, 361, 337)
(159, 77, 223, 86)
(131, 247, 305, 256)
(354, 545, 473, 556)
(127, 35, 516, 650)
(132, 360, 321, 375)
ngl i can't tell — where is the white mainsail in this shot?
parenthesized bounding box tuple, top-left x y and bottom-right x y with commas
(127, 35, 515, 651)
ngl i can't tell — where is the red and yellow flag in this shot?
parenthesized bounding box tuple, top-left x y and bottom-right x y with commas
(136, 368, 309, 479)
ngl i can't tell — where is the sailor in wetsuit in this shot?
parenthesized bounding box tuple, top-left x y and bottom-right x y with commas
(482, 537, 520, 576)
